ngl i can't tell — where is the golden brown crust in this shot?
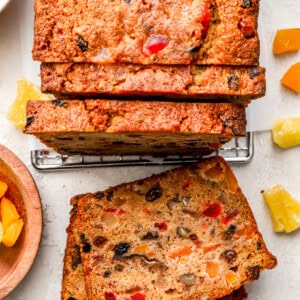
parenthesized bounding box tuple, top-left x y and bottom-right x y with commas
(33, 0, 260, 65)
(23, 100, 246, 156)
(74, 157, 276, 299)
(40, 63, 265, 104)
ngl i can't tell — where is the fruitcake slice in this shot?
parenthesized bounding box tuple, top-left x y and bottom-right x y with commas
(40, 63, 265, 105)
(77, 156, 277, 300)
(61, 195, 89, 300)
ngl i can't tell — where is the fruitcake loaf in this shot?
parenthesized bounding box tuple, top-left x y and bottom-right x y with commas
(33, 0, 260, 66)
(62, 190, 248, 300)
(75, 156, 276, 299)
(61, 195, 88, 300)
(23, 99, 246, 156)
(40, 63, 265, 104)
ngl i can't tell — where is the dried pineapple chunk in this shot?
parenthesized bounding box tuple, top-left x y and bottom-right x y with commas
(2, 219, 24, 247)
(272, 118, 300, 148)
(281, 63, 300, 93)
(0, 197, 20, 231)
(273, 28, 300, 54)
(7, 77, 52, 129)
(263, 184, 300, 233)
(0, 181, 8, 198)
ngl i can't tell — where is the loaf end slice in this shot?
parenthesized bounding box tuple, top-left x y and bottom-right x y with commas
(76, 156, 277, 300)
(23, 100, 246, 156)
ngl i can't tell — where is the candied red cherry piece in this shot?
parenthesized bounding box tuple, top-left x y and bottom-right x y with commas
(238, 20, 255, 38)
(201, 4, 211, 38)
(202, 203, 222, 218)
(142, 35, 169, 56)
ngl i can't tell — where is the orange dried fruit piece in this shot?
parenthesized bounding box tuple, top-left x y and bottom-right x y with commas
(170, 246, 192, 258)
(273, 28, 300, 54)
(281, 62, 300, 93)
(2, 219, 24, 247)
(272, 118, 300, 148)
(206, 261, 220, 278)
(0, 197, 20, 231)
(263, 184, 300, 233)
(0, 180, 8, 198)
(7, 77, 52, 130)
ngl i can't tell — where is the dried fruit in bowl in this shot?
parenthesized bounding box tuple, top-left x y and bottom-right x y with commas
(1, 197, 20, 231)
(272, 118, 300, 148)
(281, 62, 300, 93)
(0, 180, 8, 198)
(273, 28, 300, 54)
(263, 184, 300, 233)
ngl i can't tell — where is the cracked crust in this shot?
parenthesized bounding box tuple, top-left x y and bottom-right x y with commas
(33, 0, 260, 65)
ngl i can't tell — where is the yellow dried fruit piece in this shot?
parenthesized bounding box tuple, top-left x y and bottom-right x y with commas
(272, 118, 300, 148)
(263, 184, 300, 233)
(0, 221, 4, 244)
(7, 77, 52, 129)
(273, 28, 300, 54)
(0, 197, 20, 231)
(2, 219, 24, 247)
(281, 62, 300, 93)
(0, 181, 8, 198)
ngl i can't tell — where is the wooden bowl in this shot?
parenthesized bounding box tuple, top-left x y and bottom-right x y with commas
(0, 144, 42, 299)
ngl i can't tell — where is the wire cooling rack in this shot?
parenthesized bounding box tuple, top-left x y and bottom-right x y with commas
(30, 132, 254, 171)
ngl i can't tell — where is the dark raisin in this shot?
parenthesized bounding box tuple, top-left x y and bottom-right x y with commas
(257, 241, 262, 250)
(227, 73, 240, 91)
(106, 190, 114, 201)
(114, 242, 130, 257)
(103, 270, 111, 278)
(71, 204, 78, 214)
(241, 0, 252, 8)
(223, 224, 237, 240)
(93, 235, 108, 247)
(68, 297, 76, 300)
(25, 116, 35, 127)
(247, 265, 260, 280)
(221, 250, 237, 263)
(82, 241, 91, 253)
(141, 231, 159, 240)
(250, 66, 260, 79)
(78, 35, 88, 52)
(112, 141, 125, 145)
(145, 183, 162, 202)
(124, 0, 131, 3)
(95, 192, 104, 199)
(71, 244, 82, 269)
(115, 264, 124, 272)
(185, 45, 201, 53)
(52, 99, 66, 107)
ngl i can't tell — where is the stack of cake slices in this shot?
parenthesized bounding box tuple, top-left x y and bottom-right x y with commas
(24, 0, 266, 157)
(61, 156, 276, 299)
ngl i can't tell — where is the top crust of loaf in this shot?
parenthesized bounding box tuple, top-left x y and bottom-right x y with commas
(33, 0, 260, 65)
(76, 156, 277, 300)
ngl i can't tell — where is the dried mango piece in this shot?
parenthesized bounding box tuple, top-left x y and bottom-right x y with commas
(273, 28, 300, 54)
(0, 197, 20, 231)
(263, 184, 300, 233)
(0, 181, 8, 198)
(2, 219, 24, 247)
(281, 62, 300, 93)
(7, 77, 52, 129)
(272, 118, 300, 148)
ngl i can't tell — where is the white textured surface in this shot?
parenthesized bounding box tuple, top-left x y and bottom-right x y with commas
(0, 0, 300, 299)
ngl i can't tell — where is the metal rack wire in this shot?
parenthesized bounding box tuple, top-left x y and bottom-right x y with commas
(30, 132, 254, 171)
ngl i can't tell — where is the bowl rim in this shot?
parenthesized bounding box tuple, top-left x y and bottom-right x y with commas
(0, 144, 43, 299)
